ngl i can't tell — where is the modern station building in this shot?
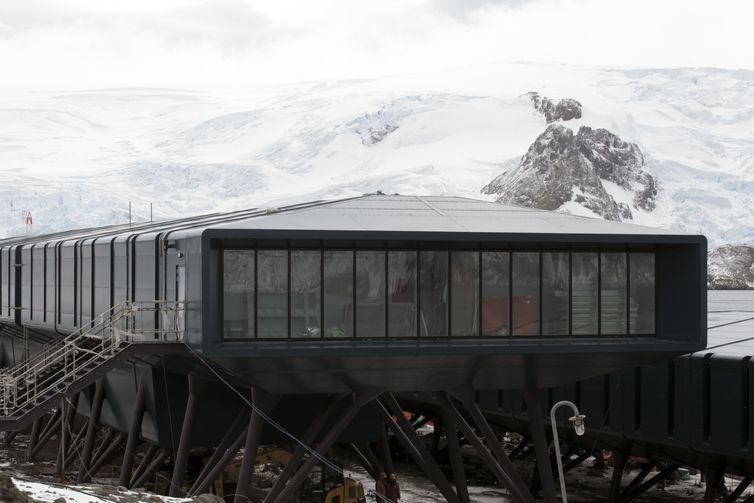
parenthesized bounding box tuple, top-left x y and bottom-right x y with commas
(0, 195, 707, 502)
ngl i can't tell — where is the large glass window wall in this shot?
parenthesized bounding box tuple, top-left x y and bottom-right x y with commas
(222, 248, 656, 340)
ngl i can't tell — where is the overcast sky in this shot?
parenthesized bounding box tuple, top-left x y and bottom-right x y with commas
(1, 0, 752, 89)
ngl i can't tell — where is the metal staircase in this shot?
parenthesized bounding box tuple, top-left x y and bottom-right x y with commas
(0, 301, 185, 430)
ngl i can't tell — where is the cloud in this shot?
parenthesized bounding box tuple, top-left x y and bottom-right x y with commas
(0, 0, 752, 90)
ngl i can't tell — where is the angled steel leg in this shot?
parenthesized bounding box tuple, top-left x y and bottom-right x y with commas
(726, 476, 753, 503)
(439, 394, 534, 503)
(263, 395, 345, 503)
(523, 389, 557, 503)
(378, 426, 394, 475)
(234, 388, 278, 503)
(608, 446, 630, 503)
(77, 379, 106, 482)
(169, 373, 207, 497)
(131, 449, 169, 489)
(119, 378, 146, 487)
(26, 416, 43, 461)
(349, 443, 379, 479)
(89, 432, 125, 476)
(621, 463, 679, 503)
(704, 466, 724, 503)
(130, 444, 159, 489)
(32, 408, 63, 461)
(442, 404, 470, 503)
(273, 389, 382, 503)
(188, 406, 250, 495)
(360, 442, 384, 475)
(380, 394, 461, 503)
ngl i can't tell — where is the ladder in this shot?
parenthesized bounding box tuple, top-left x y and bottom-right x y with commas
(0, 301, 185, 428)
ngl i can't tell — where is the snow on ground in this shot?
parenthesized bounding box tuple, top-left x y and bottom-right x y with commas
(1, 63, 753, 247)
(12, 477, 192, 503)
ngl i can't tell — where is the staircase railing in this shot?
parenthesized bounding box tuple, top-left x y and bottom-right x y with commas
(0, 300, 185, 418)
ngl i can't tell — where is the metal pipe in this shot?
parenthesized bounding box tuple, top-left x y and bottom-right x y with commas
(89, 432, 125, 476)
(378, 426, 394, 475)
(191, 427, 248, 496)
(26, 416, 42, 461)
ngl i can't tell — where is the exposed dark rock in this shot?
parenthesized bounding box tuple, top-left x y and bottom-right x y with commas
(0, 475, 33, 503)
(708, 245, 754, 289)
(481, 124, 657, 221)
(527, 92, 582, 123)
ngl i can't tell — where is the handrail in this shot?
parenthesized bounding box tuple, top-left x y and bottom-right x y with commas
(0, 301, 185, 419)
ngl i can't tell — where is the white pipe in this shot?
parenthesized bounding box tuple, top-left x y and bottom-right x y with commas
(550, 400, 582, 503)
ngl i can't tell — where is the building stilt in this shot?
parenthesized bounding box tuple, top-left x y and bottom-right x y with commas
(119, 378, 146, 487)
(169, 373, 207, 497)
(233, 388, 278, 503)
(77, 379, 106, 482)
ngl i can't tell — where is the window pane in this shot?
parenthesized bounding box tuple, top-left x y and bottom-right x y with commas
(451, 252, 479, 336)
(324, 251, 353, 337)
(223, 250, 254, 339)
(388, 251, 417, 337)
(601, 252, 627, 335)
(291, 251, 321, 337)
(482, 252, 510, 336)
(419, 251, 448, 337)
(630, 253, 655, 334)
(356, 251, 386, 338)
(512, 252, 540, 335)
(257, 250, 288, 338)
(542, 252, 569, 335)
(572, 253, 598, 335)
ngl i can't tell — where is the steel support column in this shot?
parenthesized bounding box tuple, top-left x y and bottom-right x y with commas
(523, 389, 557, 503)
(31, 408, 63, 461)
(119, 378, 146, 487)
(378, 426, 394, 475)
(704, 466, 725, 503)
(169, 373, 207, 497)
(349, 443, 379, 479)
(361, 443, 384, 476)
(130, 444, 159, 489)
(77, 379, 106, 482)
(26, 416, 43, 461)
(131, 449, 168, 489)
(453, 395, 536, 503)
(620, 463, 679, 503)
(89, 432, 125, 476)
(263, 395, 345, 503)
(442, 404, 470, 503)
(620, 461, 656, 499)
(379, 394, 460, 503)
(188, 406, 251, 495)
(608, 445, 630, 503)
(726, 477, 753, 503)
(273, 389, 382, 503)
(234, 388, 278, 503)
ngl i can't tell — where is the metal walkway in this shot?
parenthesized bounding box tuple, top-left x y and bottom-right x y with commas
(0, 301, 185, 431)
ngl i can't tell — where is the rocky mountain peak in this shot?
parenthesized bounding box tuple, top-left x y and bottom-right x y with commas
(481, 123, 657, 221)
(527, 91, 582, 123)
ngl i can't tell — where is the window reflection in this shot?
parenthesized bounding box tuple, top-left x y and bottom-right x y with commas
(601, 253, 627, 335)
(388, 251, 417, 337)
(223, 250, 254, 339)
(419, 251, 448, 337)
(222, 248, 656, 340)
(512, 252, 539, 335)
(482, 252, 510, 336)
(542, 252, 569, 335)
(571, 253, 598, 335)
(291, 251, 321, 337)
(356, 251, 385, 338)
(257, 250, 288, 338)
(451, 252, 479, 336)
(324, 251, 353, 337)
(630, 254, 655, 334)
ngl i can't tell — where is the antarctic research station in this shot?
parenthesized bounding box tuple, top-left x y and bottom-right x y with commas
(0, 194, 734, 503)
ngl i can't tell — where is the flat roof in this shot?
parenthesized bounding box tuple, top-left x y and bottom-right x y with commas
(209, 195, 695, 237)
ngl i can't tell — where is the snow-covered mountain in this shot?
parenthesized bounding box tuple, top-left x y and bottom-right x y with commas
(1, 64, 753, 283)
